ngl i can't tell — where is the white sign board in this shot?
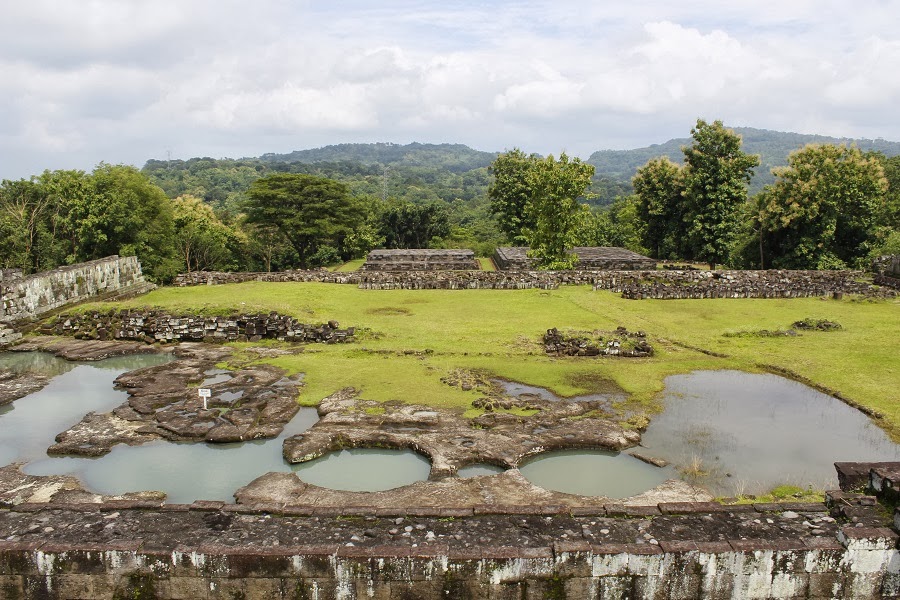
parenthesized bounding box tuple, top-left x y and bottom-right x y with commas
(199, 388, 211, 409)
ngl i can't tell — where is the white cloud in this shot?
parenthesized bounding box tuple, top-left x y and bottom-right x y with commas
(1, 0, 900, 178)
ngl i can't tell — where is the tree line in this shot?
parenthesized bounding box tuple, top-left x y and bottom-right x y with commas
(2, 122, 897, 281)
(490, 119, 899, 270)
(0, 166, 455, 282)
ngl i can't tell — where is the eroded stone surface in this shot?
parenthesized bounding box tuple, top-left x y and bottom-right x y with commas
(0, 370, 49, 406)
(235, 468, 711, 508)
(47, 342, 304, 456)
(283, 389, 640, 478)
(0, 463, 164, 505)
(11, 335, 165, 360)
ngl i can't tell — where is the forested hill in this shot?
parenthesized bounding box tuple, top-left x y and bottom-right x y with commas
(588, 127, 900, 194)
(257, 142, 497, 172)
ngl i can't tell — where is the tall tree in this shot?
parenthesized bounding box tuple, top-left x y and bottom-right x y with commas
(759, 144, 888, 269)
(524, 153, 595, 269)
(633, 157, 685, 259)
(487, 149, 540, 243)
(377, 200, 450, 249)
(172, 195, 246, 273)
(0, 178, 51, 272)
(682, 119, 759, 268)
(88, 164, 178, 281)
(244, 173, 364, 268)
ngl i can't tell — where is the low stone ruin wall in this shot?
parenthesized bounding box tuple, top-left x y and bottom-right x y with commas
(42, 310, 355, 344)
(614, 269, 886, 299)
(173, 268, 893, 298)
(872, 255, 900, 289)
(493, 246, 657, 270)
(0, 256, 152, 324)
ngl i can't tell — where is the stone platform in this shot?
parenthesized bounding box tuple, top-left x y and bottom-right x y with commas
(362, 249, 480, 271)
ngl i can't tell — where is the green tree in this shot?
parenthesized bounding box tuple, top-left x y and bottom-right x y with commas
(377, 200, 450, 249)
(682, 119, 759, 268)
(244, 173, 364, 268)
(523, 153, 595, 269)
(487, 149, 540, 243)
(0, 178, 51, 272)
(88, 164, 179, 281)
(633, 157, 685, 259)
(759, 144, 888, 269)
(172, 195, 247, 273)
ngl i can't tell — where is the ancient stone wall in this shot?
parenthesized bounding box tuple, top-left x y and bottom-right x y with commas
(0, 256, 152, 324)
(493, 246, 657, 270)
(0, 499, 896, 599)
(873, 255, 900, 289)
(173, 268, 893, 298)
(42, 310, 354, 344)
(362, 248, 480, 271)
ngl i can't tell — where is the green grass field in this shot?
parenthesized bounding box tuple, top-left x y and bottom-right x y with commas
(83, 283, 900, 437)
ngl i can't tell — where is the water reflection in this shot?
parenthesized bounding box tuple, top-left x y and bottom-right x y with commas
(519, 449, 669, 498)
(640, 370, 900, 495)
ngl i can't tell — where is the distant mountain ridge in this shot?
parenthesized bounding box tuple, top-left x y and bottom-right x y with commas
(256, 142, 498, 173)
(587, 127, 900, 194)
(246, 129, 900, 198)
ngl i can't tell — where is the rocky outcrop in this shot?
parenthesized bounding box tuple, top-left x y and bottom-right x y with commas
(543, 326, 654, 357)
(47, 343, 304, 456)
(282, 389, 640, 479)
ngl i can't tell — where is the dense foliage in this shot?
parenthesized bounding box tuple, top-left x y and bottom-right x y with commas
(633, 120, 759, 267)
(0, 165, 180, 281)
(3, 132, 897, 281)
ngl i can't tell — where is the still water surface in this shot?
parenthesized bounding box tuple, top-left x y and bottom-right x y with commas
(640, 370, 900, 495)
(3, 352, 430, 502)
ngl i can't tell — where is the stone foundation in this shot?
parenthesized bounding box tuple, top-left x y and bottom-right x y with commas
(0, 256, 153, 325)
(362, 249, 480, 271)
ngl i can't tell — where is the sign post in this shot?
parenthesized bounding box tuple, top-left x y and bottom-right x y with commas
(198, 388, 211, 410)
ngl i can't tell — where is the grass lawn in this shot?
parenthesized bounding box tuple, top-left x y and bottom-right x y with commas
(82, 283, 900, 437)
(332, 259, 365, 272)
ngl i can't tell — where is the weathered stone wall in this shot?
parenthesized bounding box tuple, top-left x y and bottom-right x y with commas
(0, 497, 896, 599)
(873, 255, 900, 289)
(493, 246, 657, 270)
(173, 268, 893, 298)
(42, 310, 355, 344)
(0, 256, 152, 324)
(362, 248, 480, 271)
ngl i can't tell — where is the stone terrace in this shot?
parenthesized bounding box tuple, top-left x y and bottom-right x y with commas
(362, 249, 480, 271)
(493, 246, 657, 270)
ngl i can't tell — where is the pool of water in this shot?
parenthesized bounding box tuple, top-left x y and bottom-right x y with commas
(4, 352, 433, 502)
(519, 449, 670, 498)
(24, 408, 321, 503)
(495, 379, 626, 403)
(0, 352, 173, 464)
(290, 448, 432, 492)
(640, 370, 900, 496)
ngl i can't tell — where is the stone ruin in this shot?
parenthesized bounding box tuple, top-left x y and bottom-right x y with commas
(873, 254, 900, 289)
(493, 246, 657, 270)
(361, 248, 480, 271)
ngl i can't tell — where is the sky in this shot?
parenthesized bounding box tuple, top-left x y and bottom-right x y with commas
(2, 0, 899, 179)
